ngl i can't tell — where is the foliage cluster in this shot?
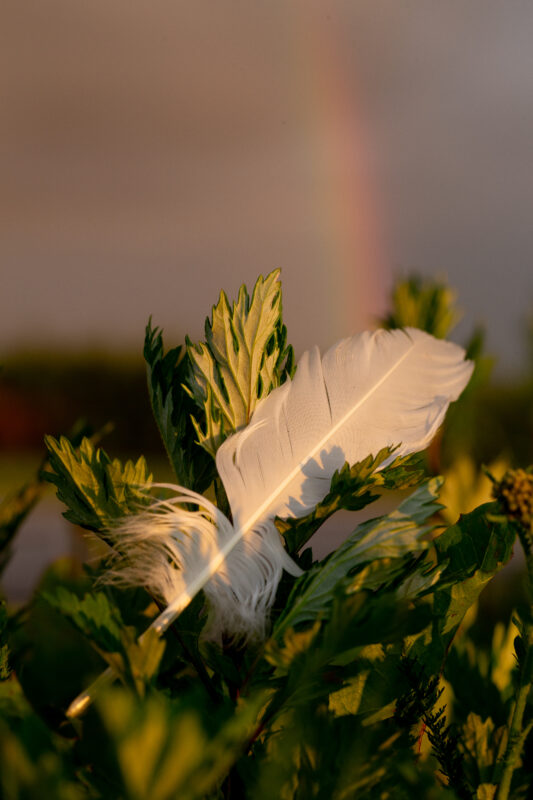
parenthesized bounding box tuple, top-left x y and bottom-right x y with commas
(1, 271, 533, 799)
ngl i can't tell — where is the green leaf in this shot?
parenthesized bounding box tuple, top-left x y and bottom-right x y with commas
(44, 588, 166, 696)
(251, 691, 448, 800)
(95, 686, 265, 800)
(144, 320, 215, 491)
(0, 603, 9, 681)
(264, 589, 432, 727)
(0, 674, 34, 720)
(43, 588, 125, 655)
(0, 421, 93, 571)
(461, 712, 501, 786)
(443, 628, 510, 727)
(327, 668, 370, 717)
(476, 786, 497, 800)
(410, 503, 516, 673)
(381, 274, 460, 339)
(123, 628, 167, 698)
(273, 478, 442, 640)
(435, 503, 515, 582)
(0, 480, 44, 573)
(43, 435, 152, 533)
(0, 715, 87, 800)
(7, 560, 106, 718)
(276, 447, 426, 555)
(186, 270, 294, 456)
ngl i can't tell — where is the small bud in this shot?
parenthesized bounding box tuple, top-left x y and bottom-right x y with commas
(492, 468, 533, 551)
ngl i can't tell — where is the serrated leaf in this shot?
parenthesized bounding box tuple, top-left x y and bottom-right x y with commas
(96, 686, 266, 800)
(144, 320, 215, 491)
(476, 785, 497, 800)
(462, 713, 496, 771)
(459, 712, 507, 794)
(0, 481, 44, 573)
(44, 588, 166, 696)
(410, 504, 516, 673)
(44, 588, 125, 655)
(435, 503, 515, 581)
(0, 714, 87, 800)
(0, 422, 92, 571)
(491, 619, 519, 694)
(186, 270, 294, 456)
(265, 589, 431, 721)
(264, 622, 321, 672)
(124, 628, 166, 698)
(276, 447, 426, 555)
(251, 694, 419, 800)
(43, 435, 152, 533)
(273, 479, 441, 639)
(381, 275, 460, 339)
(328, 669, 370, 717)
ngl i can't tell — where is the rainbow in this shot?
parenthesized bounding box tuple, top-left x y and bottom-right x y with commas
(291, 8, 390, 333)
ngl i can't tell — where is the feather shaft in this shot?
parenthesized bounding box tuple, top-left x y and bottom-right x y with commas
(65, 523, 258, 719)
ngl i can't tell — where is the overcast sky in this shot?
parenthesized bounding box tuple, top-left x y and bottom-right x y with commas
(2, 1, 532, 372)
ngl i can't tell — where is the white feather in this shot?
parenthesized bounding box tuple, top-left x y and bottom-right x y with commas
(105, 486, 299, 640)
(217, 327, 473, 529)
(108, 327, 473, 641)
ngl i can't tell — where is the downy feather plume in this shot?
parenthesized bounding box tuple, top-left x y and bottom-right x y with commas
(107, 327, 473, 641)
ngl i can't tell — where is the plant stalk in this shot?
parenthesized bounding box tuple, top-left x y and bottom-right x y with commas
(496, 619, 533, 799)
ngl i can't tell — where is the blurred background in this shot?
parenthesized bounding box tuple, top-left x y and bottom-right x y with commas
(2, 1, 533, 600)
